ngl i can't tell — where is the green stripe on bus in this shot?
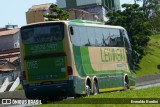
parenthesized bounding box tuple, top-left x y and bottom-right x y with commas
(73, 45, 124, 76)
(72, 46, 86, 77)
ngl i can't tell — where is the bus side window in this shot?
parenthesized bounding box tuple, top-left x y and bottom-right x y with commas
(70, 26, 81, 46)
(87, 27, 96, 46)
(102, 28, 110, 46)
(95, 27, 103, 46)
(122, 30, 131, 51)
(116, 29, 124, 47)
(70, 26, 74, 35)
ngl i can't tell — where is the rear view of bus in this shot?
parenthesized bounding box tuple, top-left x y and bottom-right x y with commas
(20, 22, 73, 99)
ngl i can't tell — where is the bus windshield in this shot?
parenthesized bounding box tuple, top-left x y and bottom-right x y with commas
(21, 22, 64, 44)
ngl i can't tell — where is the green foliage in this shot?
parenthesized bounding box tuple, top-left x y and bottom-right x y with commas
(149, 0, 160, 33)
(44, 6, 69, 21)
(138, 0, 160, 33)
(136, 35, 160, 76)
(15, 84, 23, 90)
(106, 4, 152, 65)
(150, 13, 160, 33)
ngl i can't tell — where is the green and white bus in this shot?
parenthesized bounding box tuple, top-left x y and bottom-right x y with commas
(20, 20, 136, 99)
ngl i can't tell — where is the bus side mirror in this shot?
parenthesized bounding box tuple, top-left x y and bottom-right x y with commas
(70, 26, 74, 35)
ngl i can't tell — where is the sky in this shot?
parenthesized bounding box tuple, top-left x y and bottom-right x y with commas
(0, 0, 136, 28)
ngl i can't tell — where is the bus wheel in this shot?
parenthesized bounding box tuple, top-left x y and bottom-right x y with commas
(124, 81, 129, 90)
(93, 81, 99, 95)
(85, 84, 91, 96)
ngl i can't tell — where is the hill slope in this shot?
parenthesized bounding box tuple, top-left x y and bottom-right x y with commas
(136, 35, 160, 76)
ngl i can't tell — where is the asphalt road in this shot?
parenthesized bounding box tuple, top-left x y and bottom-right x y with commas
(136, 82, 160, 90)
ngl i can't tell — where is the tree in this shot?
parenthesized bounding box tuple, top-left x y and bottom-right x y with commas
(150, 12, 160, 33)
(44, 6, 69, 21)
(136, 0, 160, 33)
(146, 0, 160, 33)
(106, 4, 152, 65)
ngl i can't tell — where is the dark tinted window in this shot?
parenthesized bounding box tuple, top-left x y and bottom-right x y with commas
(70, 25, 124, 47)
(103, 29, 124, 47)
(122, 30, 132, 50)
(21, 23, 64, 44)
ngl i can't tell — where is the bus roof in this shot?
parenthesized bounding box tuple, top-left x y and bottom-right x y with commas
(69, 20, 105, 25)
(68, 20, 125, 30)
(21, 20, 125, 30)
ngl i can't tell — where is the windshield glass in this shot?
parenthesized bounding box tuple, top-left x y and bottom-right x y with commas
(21, 22, 64, 44)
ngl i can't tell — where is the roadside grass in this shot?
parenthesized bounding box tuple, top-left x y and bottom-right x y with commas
(136, 35, 160, 77)
(15, 83, 23, 90)
(37, 86, 160, 107)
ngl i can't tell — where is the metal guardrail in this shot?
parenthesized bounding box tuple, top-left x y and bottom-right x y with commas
(136, 73, 160, 86)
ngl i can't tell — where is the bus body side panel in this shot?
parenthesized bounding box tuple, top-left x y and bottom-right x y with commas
(72, 45, 135, 94)
(128, 73, 136, 89)
(73, 76, 85, 94)
(72, 46, 122, 94)
(68, 23, 136, 95)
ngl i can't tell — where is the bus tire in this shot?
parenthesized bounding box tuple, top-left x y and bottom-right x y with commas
(124, 81, 129, 90)
(93, 80, 99, 95)
(86, 84, 91, 96)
